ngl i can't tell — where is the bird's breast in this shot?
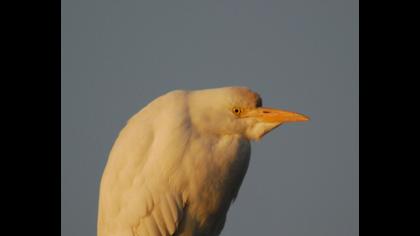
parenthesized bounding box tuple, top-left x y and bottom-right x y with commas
(178, 134, 251, 235)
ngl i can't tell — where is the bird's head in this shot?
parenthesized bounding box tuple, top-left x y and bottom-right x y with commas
(188, 87, 309, 141)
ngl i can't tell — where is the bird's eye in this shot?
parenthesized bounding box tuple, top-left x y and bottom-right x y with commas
(232, 107, 241, 115)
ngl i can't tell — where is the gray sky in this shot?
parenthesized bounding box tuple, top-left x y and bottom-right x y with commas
(61, 0, 358, 235)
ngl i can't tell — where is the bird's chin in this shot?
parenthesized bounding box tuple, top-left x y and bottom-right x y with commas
(245, 122, 282, 141)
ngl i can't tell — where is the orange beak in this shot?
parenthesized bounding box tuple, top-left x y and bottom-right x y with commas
(244, 107, 309, 123)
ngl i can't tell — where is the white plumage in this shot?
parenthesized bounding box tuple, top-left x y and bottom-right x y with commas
(97, 87, 308, 236)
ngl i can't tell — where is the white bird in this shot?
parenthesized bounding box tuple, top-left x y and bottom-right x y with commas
(97, 86, 308, 236)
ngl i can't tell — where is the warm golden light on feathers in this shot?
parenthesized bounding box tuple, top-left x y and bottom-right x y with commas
(97, 87, 308, 236)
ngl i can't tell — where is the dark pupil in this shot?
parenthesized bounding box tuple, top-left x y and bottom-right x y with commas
(234, 109, 239, 113)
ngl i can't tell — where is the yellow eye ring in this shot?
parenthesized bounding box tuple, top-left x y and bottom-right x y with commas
(232, 107, 241, 115)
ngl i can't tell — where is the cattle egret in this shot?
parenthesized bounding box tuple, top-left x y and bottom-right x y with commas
(97, 86, 309, 236)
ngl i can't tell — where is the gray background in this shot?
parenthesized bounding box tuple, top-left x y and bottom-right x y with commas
(61, 0, 358, 235)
